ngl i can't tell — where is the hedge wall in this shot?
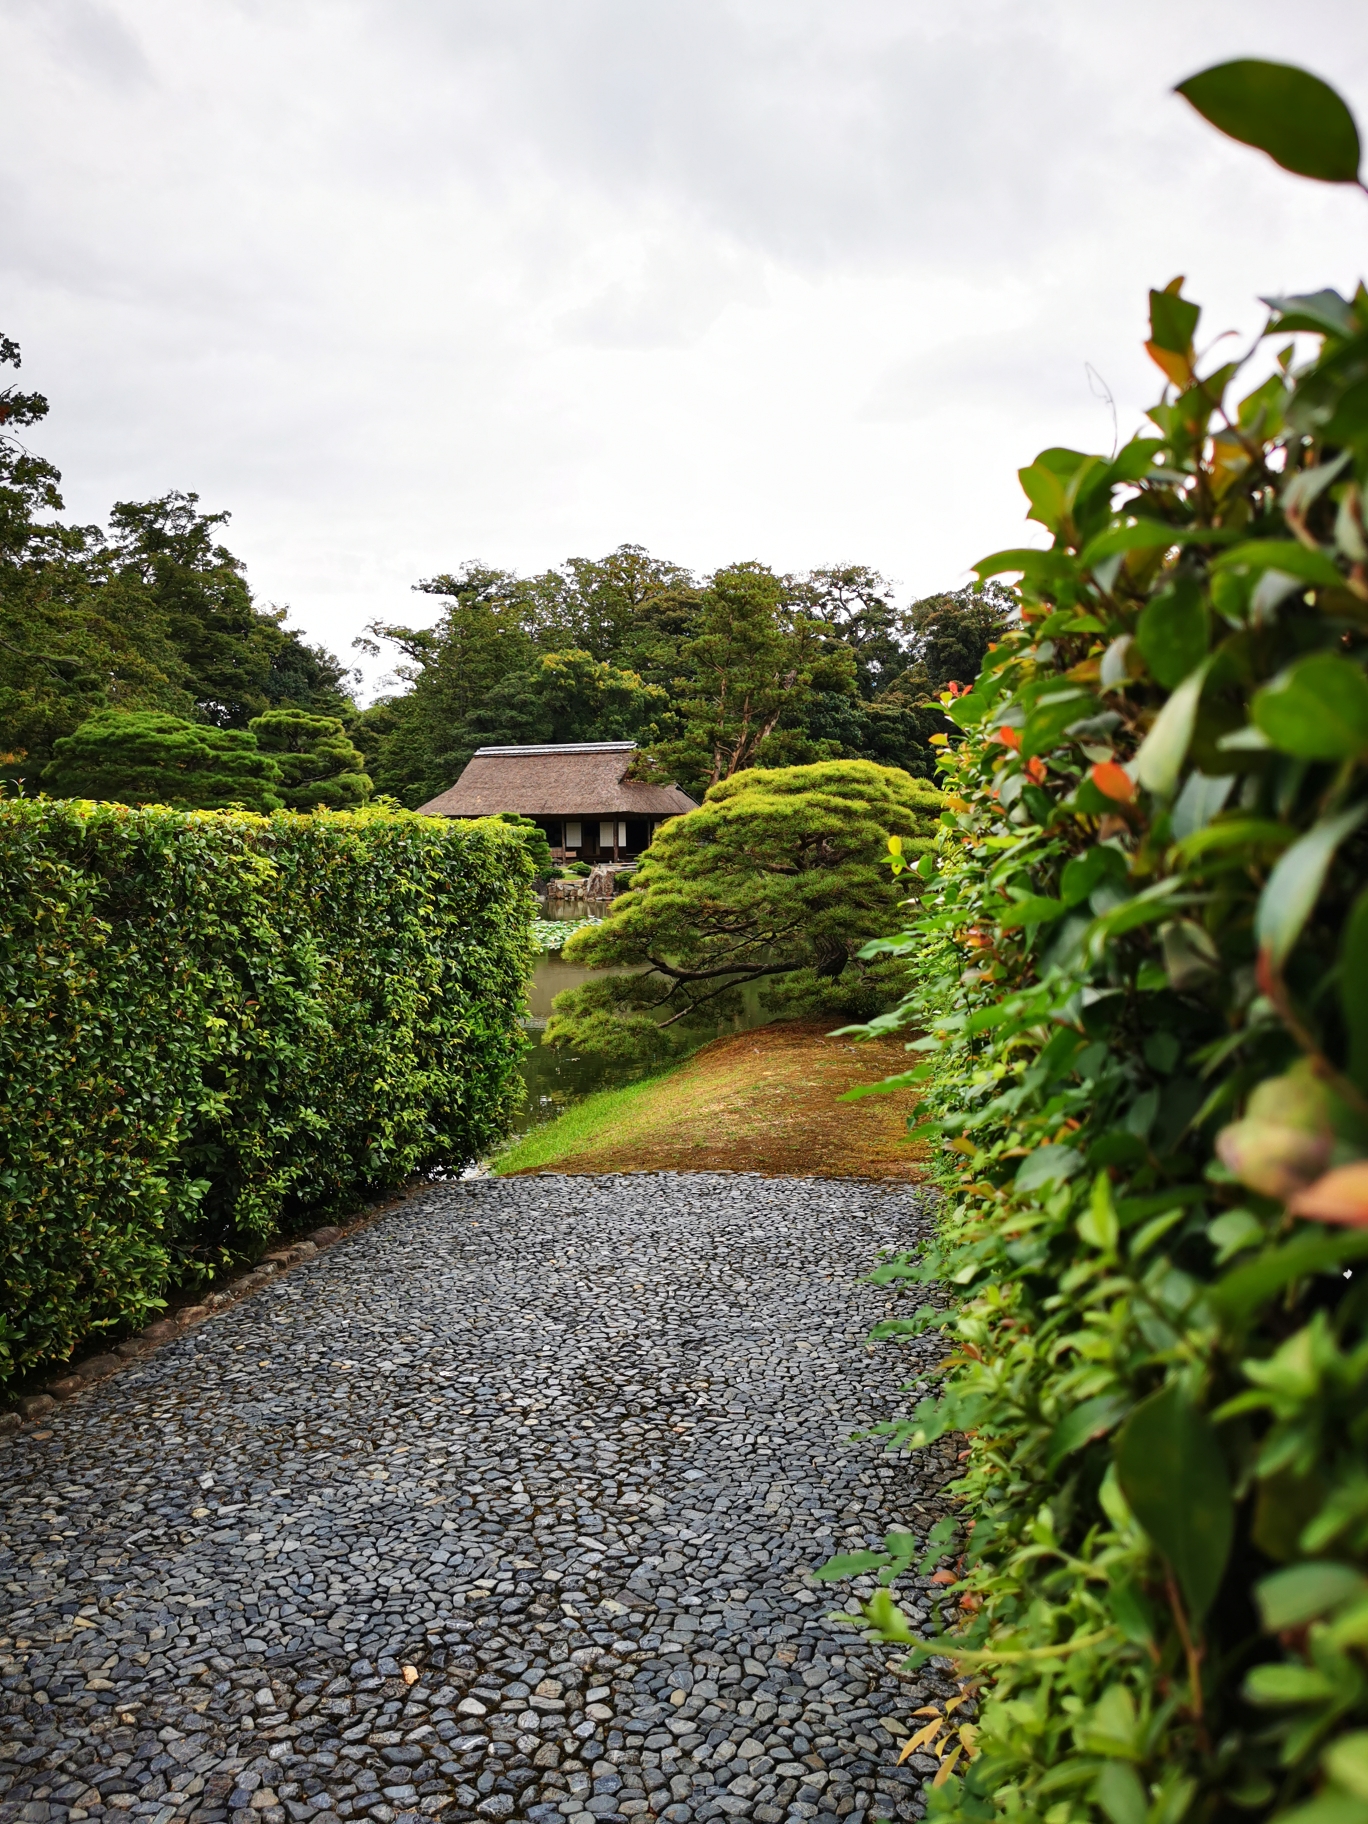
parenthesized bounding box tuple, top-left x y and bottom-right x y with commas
(820, 62, 1368, 1824)
(0, 801, 535, 1384)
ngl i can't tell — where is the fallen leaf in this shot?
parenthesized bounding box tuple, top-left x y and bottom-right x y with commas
(932, 1745, 963, 1785)
(898, 1718, 944, 1762)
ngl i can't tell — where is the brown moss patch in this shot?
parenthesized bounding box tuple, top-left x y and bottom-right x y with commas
(501, 1019, 925, 1179)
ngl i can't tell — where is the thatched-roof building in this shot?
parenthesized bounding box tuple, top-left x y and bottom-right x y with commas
(416, 742, 697, 861)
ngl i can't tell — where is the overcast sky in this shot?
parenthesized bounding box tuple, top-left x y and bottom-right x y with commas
(3, 0, 1366, 697)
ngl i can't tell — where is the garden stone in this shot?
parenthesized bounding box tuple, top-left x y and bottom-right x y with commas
(0, 1172, 957, 1824)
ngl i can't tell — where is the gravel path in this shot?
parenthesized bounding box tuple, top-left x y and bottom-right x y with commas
(0, 1174, 960, 1824)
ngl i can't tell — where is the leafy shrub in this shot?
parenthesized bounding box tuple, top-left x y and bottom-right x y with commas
(492, 811, 555, 879)
(0, 801, 534, 1384)
(546, 759, 942, 1064)
(824, 63, 1368, 1824)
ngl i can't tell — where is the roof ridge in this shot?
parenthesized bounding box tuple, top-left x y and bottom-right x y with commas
(472, 741, 638, 756)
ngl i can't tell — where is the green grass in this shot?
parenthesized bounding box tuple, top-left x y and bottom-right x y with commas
(491, 1067, 677, 1174)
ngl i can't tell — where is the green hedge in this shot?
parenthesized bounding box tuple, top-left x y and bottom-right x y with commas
(0, 801, 535, 1384)
(822, 63, 1368, 1824)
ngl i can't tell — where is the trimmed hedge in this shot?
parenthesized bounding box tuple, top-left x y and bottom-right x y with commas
(0, 801, 535, 1384)
(823, 62, 1368, 1824)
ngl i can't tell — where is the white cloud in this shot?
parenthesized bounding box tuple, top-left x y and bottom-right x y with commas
(1, 0, 1365, 695)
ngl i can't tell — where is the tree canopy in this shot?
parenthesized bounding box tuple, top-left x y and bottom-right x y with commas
(355, 551, 1014, 807)
(2, 331, 1013, 810)
(248, 709, 372, 811)
(41, 711, 285, 813)
(0, 333, 355, 796)
(542, 759, 943, 1064)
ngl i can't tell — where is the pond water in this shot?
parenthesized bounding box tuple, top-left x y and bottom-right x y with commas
(509, 899, 773, 1136)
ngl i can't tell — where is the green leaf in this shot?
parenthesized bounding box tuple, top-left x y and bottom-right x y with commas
(1019, 460, 1069, 534)
(1324, 1735, 1368, 1804)
(1255, 802, 1368, 966)
(1343, 890, 1368, 1092)
(1211, 539, 1344, 587)
(1244, 1662, 1338, 1706)
(1265, 291, 1360, 339)
(1021, 689, 1093, 759)
(1049, 1392, 1130, 1469)
(1076, 1170, 1121, 1251)
(1170, 770, 1235, 842)
(1061, 845, 1129, 908)
(1106, 438, 1167, 484)
(973, 547, 1073, 585)
(1281, 449, 1355, 517)
(858, 1587, 918, 1644)
(1092, 1763, 1147, 1824)
(1015, 1143, 1084, 1192)
(1149, 285, 1201, 356)
(811, 1551, 889, 1581)
(1253, 653, 1368, 759)
(1276, 1786, 1368, 1824)
(1174, 818, 1296, 864)
(1209, 1227, 1368, 1327)
(1176, 61, 1362, 185)
(1256, 1562, 1367, 1631)
(997, 895, 1069, 929)
(1133, 660, 1211, 797)
(1114, 1382, 1233, 1624)
(1137, 577, 1209, 690)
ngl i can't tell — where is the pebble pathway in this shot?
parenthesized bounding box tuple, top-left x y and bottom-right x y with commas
(0, 1173, 962, 1824)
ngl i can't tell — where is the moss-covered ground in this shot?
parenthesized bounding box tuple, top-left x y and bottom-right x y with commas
(492, 1019, 926, 1179)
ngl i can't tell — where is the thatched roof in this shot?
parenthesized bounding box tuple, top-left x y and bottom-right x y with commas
(416, 743, 698, 819)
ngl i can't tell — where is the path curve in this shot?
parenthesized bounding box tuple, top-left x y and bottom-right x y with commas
(0, 1174, 958, 1824)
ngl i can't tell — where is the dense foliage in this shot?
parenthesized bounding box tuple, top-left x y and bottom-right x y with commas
(0, 338, 355, 793)
(0, 802, 534, 1385)
(247, 709, 372, 811)
(356, 554, 1013, 805)
(820, 62, 1368, 1824)
(37, 706, 374, 813)
(41, 709, 288, 812)
(1, 334, 1006, 807)
(545, 760, 942, 1064)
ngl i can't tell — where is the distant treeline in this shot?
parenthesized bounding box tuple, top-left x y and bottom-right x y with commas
(1, 332, 1012, 805)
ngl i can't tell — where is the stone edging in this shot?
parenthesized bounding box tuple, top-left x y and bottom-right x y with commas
(0, 1180, 424, 1440)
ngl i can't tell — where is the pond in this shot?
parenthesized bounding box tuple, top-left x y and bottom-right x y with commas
(510, 899, 774, 1136)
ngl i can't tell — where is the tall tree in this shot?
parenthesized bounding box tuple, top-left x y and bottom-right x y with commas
(796, 564, 912, 698)
(524, 544, 696, 663)
(0, 338, 190, 791)
(903, 581, 1017, 694)
(107, 493, 354, 727)
(0, 333, 356, 794)
(356, 562, 672, 807)
(641, 562, 858, 796)
(356, 551, 1017, 802)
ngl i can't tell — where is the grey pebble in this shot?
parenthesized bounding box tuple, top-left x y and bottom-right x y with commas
(0, 1173, 963, 1824)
